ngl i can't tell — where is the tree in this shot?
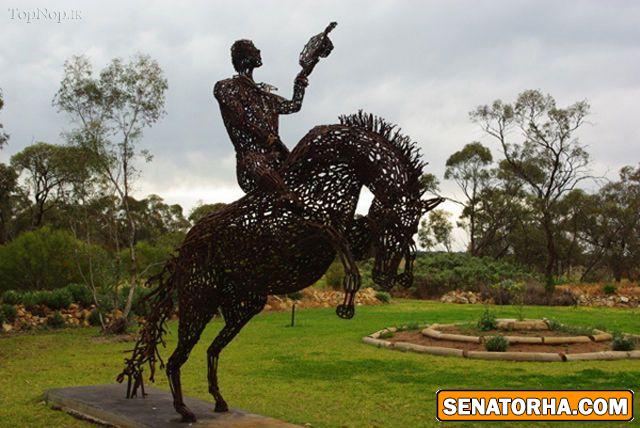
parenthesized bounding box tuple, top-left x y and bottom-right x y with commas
(10, 142, 85, 227)
(418, 209, 453, 252)
(444, 142, 493, 255)
(470, 90, 592, 291)
(0, 89, 8, 150)
(188, 202, 227, 224)
(575, 165, 640, 282)
(0, 163, 20, 243)
(53, 54, 168, 330)
(129, 194, 190, 246)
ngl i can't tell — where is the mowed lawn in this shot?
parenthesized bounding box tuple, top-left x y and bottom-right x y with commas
(0, 300, 639, 427)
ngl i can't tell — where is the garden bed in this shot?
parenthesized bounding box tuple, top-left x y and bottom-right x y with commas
(363, 319, 639, 362)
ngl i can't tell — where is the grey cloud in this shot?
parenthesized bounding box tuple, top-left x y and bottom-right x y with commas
(1, 0, 639, 233)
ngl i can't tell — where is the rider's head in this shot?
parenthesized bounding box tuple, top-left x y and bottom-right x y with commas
(231, 40, 262, 74)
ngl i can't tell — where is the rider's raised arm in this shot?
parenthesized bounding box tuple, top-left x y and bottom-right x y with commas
(275, 75, 307, 114)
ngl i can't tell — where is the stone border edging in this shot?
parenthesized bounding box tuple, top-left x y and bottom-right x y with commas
(423, 320, 613, 346)
(363, 324, 639, 362)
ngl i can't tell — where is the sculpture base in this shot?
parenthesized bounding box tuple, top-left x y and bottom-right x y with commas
(45, 384, 299, 427)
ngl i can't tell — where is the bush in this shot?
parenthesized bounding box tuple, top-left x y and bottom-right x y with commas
(602, 284, 617, 295)
(522, 282, 548, 305)
(64, 283, 94, 307)
(0, 226, 84, 292)
(119, 285, 154, 318)
(549, 289, 578, 306)
(1, 290, 21, 305)
(612, 333, 635, 351)
(88, 309, 102, 326)
(323, 261, 344, 290)
(485, 335, 508, 352)
(47, 311, 65, 328)
(477, 309, 497, 331)
(45, 289, 73, 310)
(397, 322, 421, 331)
(0, 304, 17, 324)
(21, 291, 49, 312)
(481, 280, 523, 305)
(408, 252, 535, 298)
(379, 330, 394, 339)
(375, 291, 391, 303)
(287, 291, 304, 301)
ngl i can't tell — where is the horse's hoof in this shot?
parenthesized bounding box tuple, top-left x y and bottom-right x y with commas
(215, 400, 229, 413)
(336, 304, 354, 319)
(177, 405, 197, 422)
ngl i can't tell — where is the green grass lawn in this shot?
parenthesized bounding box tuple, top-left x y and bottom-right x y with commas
(1, 300, 639, 427)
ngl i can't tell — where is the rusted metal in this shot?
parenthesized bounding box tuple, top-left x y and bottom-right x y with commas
(118, 23, 442, 422)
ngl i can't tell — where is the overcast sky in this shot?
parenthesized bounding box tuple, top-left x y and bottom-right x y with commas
(1, 0, 639, 248)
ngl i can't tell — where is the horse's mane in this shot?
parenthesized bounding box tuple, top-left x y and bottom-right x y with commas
(338, 110, 426, 193)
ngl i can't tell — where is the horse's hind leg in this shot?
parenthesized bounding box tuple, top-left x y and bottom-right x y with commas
(167, 305, 215, 422)
(207, 292, 266, 412)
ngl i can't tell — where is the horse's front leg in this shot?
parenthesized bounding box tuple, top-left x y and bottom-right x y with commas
(335, 249, 360, 319)
(319, 223, 361, 319)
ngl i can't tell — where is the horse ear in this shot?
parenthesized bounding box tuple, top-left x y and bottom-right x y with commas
(421, 197, 444, 214)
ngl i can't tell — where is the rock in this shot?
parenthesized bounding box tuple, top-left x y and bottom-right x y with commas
(620, 296, 630, 303)
(2, 323, 13, 333)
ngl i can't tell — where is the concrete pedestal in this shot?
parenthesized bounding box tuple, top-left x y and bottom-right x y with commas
(45, 384, 299, 427)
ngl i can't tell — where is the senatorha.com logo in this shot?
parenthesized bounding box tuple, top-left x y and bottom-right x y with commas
(436, 390, 633, 422)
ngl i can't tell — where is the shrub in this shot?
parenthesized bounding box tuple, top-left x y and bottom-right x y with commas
(550, 289, 578, 306)
(1, 290, 20, 305)
(46, 289, 73, 310)
(485, 335, 508, 352)
(396, 322, 421, 331)
(408, 252, 535, 298)
(522, 282, 548, 305)
(64, 283, 94, 307)
(21, 291, 49, 312)
(88, 309, 102, 326)
(546, 320, 594, 336)
(323, 261, 344, 290)
(0, 304, 17, 323)
(379, 330, 394, 339)
(477, 309, 497, 331)
(611, 333, 635, 351)
(120, 285, 154, 318)
(0, 226, 84, 291)
(602, 284, 617, 295)
(47, 311, 65, 328)
(287, 291, 304, 301)
(375, 291, 391, 303)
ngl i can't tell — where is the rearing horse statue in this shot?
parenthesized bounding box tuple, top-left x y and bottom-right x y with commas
(118, 111, 443, 422)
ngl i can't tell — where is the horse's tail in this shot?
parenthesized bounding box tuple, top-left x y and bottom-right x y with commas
(116, 256, 179, 398)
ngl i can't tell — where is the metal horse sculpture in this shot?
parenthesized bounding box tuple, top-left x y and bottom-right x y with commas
(118, 24, 443, 424)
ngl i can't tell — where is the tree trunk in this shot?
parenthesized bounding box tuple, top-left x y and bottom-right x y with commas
(542, 213, 557, 293)
(469, 208, 476, 256)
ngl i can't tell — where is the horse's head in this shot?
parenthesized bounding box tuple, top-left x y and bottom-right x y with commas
(337, 111, 444, 289)
(369, 195, 443, 291)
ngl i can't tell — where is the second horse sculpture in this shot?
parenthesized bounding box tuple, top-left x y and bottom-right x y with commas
(118, 24, 443, 424)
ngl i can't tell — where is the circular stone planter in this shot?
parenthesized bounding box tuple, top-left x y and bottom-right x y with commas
(363, 319, 639, 362)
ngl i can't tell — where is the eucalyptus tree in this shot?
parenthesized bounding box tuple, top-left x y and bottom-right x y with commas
(444, 142, 493, 255)
(53, 54, 168, 330)
(470, 90, 592, 291)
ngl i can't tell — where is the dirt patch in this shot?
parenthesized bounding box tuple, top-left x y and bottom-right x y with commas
(438, 325, 592, 338)
(389, 330, 611, 354)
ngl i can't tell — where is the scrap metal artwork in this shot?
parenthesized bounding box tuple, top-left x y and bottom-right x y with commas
(118, 22, 443, 422)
